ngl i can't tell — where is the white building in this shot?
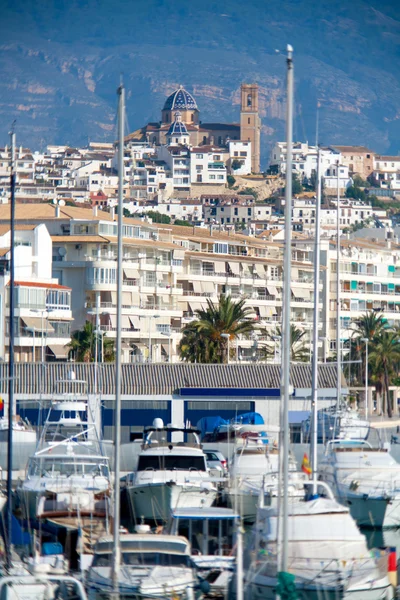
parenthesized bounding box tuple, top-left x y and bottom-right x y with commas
(228, 141, 252, 175)
(190, 146, 227, 185)
(0, 223, 73, 362)
(372, 155, 400, 190)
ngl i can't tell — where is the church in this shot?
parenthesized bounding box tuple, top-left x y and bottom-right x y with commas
(127, 83, 261, 173)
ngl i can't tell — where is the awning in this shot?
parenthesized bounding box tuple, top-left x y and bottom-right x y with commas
(111, 291, 117, 304)
(161, 344, 170, 355)
(293, 286, 312, 299)
(213, 261, 226, 273)
(173, 248, 185, 260)
(267, 285, 278, 296)
(123, 267, 140, 279)
(193, 281, 203, 294)
(202, 281, 215, 293)
(122, 291, 132, 305)
(109, 314, 117, 327)
(291, 267, 299, 279)
(47, 344, 69, 359)
(156, 271, 164, 280)
(129, 316, 140, 329)
(178, 300, 189, 311)
(121, 315, 131, 329)
(131, 291, 140, 306)
(189, 301, 203, 312)
(229, 261, 240, 275)
(254, 264, 265, 278)
(258, 305, 268, 317)
(131, 343, 147, 354)
(22, 317, 55, 333)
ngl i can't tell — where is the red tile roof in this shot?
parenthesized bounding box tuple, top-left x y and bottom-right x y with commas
(9, 280, 71, 290)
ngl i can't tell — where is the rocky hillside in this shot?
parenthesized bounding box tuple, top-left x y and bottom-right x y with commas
(1, 0, 400, 166)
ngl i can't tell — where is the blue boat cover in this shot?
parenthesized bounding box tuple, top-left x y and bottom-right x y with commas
(42, 542, 63, 556)
(196, 416, 227, 438)
(232, 412, 264, 425)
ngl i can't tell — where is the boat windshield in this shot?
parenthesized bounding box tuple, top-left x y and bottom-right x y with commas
(28, 457, 109, 478)
(92, 552, 192, 568)
(137, 455, 206, 472)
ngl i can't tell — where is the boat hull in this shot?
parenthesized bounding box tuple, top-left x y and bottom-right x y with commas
(245, 574, 393, 600)
(128, 482, 217, 522)
(343, 492, 400, 528)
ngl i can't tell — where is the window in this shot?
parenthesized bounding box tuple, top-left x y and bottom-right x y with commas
(214, 155, 221, 161)
(218, 136, 222, 145)
(209, 174, 216, 180)
(240, 151, 247, 157)
(197, 175, 202, 182)
(196, 154, 203, 159)
(247, 94, 252, 107)
(247, 208, 251, 216)
(196, 165, 203, 171)
(217, 175, 224, 180)
(248, 117, 251, 124)
(191, 114, 194, 122)
(367, 154, 370, 158)
(234, 151, 238, 157)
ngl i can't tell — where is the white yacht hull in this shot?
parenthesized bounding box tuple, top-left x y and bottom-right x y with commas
(128, 482, 217, 522)
(245, 573, 392, 600)
(88, 565, 198, 600)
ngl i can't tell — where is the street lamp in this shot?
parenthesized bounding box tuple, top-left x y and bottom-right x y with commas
(148, 314, 160, 363)
(220, 333, 230, 365)
(161, 330, 172, 363)
(361, 337, 369, 419)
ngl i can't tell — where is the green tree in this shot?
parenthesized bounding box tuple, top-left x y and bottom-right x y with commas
(68, 321, 115, 363)
(227, 175, 236, 188)
(369, 331, 400, 418)
(261, 324, 309, 362)
(178, 294, 257, 364)
(231, 159, 242, 171)
(238, 187, 258, 200)
(350, 311, 387, 384)
(292, 173, 303, 195)
(174, 219, 192, 227)
(146, 210, 171, 224)
(345, 185, 366, 202)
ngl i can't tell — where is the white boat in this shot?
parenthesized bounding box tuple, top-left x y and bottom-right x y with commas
(0, 574, 88, 600)
(169, 506, 239, 598)
(16, 373, 112, 555)
(244, 482, 393, 600)
(301, 404, 370, 443)
(87, 533, 205, 600)
(226, 433, 306, 522)
(319, 438, 400, 528)
(0, 415, 37, 444)
(126, 420, 217, 523)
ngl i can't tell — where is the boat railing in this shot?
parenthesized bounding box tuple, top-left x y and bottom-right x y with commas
(0, 575, 88, 600)
(342, 473, 400, 496)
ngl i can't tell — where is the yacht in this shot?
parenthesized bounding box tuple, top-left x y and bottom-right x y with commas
(87, 533, 205, 600)
(226, 433, 306, 522)
(126, 420, 217, 522)
(16, 373, 112, 556)
(301, 404, 370, 443)
(244, 482, 393, 600)
(169, 506, 240, 599)
(0, 574, 88, 600)
(319, 437, 400, 528)
(0, 415, 37, 444)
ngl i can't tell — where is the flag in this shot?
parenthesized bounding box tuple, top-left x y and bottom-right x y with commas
(301, 453, 312, 475)
(0, 398, 4, 411)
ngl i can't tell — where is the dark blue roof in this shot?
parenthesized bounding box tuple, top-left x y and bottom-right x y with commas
(167, 119, 189, 137)
(164, 87, 197, 111)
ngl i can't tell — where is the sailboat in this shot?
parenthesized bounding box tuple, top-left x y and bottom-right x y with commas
(244, 47, 393, 600)
(16, 373, 112, 557)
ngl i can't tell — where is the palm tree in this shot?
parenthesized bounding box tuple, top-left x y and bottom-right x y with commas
(352, 310, 386, 341)
(369, 331, 400, 418)
(178, 294, 257, 364)
(68, 321, 115, 363)
(260, 324, 309, 363)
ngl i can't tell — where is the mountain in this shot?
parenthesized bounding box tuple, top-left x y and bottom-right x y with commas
(1, 0, 400, 166)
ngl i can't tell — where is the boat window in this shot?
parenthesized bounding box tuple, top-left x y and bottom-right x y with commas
(137, 455, 206, 471)
(28, 457, 109, 478)
(92, 553, 112, 567)
(122, 552, 191, 567)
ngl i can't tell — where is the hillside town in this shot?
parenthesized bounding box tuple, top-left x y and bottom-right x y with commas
(0, 84, 400, 367)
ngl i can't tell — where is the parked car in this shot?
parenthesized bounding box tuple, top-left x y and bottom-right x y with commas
(205, 450, 227, 474)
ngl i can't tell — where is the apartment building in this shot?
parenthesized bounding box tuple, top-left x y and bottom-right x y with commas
(0, 203, 317, 364)
(269, 142, 351, 190)
(189, 146, 228, 184)
(203, 195, 271, 226)
(0, 223, 73, 362)
(318, 237, 400, 354)
(228, 141, 252, 175)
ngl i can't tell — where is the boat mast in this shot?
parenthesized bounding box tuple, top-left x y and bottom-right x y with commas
(310, 146, 322, 487)
(112, 82, 125, 591)
(6, 125, 16, 571)
(336, 160, 341, 407)
(279, 43, 294, 575)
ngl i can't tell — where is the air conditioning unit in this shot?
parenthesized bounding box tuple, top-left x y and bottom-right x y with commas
(75, 244, 82, 250)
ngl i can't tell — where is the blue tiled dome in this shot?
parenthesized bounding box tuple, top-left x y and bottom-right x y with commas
(163, 86, 197, 111)
(167, 112, 189, 137)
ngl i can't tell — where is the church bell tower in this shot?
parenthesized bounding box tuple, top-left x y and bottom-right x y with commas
(240, 84, 261, 173)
